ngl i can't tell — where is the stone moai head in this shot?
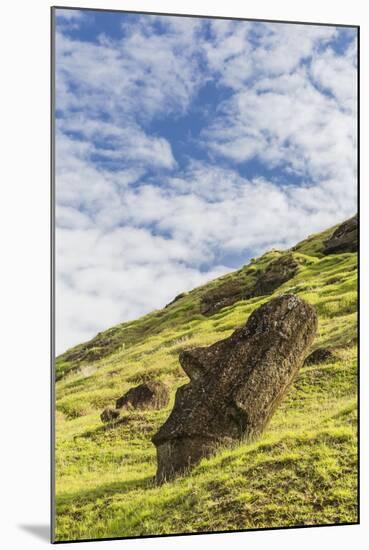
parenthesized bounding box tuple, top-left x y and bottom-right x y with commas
(152, 294, 317, 483)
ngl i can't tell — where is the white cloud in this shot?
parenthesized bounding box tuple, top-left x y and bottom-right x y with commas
(56, 205, 92, 230)
(55, 223, 229, 353)
(114, 165, 355, 253)
(204, 21, 336, 89)
(58, 116, 176, 170)
(203, 33, 357, 188)
(55, 15, 206, 121)
(251, 23, 336, 77)
(55, 9, 84, 21)
(54, 16, 357, 354)
(310, 43, 357, 111)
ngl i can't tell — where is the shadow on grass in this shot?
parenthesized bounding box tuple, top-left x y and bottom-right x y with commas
(79, 412, 158, 440)
(57, 475, 154, 506)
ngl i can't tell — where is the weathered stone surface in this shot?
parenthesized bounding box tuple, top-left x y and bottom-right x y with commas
(200, 279, 247, 316)
(116, 381, 170, 411)
(100, 407, 120, 423)
(250, 253, 299, 297)
(152, 294, 317, 483)
(304, 347, 335, 366)
(200, 254, 299, 317)
(324, 214, 358, 254)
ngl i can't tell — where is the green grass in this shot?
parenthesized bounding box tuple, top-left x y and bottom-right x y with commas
(54, 221, 358, 541)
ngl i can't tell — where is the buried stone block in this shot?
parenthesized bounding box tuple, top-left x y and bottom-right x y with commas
(116, 380, 170, 411)
(324, 214, 357, 254)
(152, 294, 317, 483)
(304, 347, 336, 366)
(250, 253, 299, 297)
(199, 253, 299, 317)
(100, 407, 120, 423)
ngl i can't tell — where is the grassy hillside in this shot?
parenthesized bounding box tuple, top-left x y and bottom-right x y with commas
(54, 220, 358, 541)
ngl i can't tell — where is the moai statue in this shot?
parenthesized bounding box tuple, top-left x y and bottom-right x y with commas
(152, 294, 317, 483)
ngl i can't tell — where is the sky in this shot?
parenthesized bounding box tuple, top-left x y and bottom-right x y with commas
(54, 8, 358, 355)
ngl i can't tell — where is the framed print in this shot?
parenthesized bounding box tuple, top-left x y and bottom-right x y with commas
(51, 6, 359, 543)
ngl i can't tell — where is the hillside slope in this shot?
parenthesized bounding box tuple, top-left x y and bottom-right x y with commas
(54, 217, 358, 541)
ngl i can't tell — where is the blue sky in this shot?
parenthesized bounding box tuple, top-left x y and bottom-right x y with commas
(55, 9, 357, 354)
